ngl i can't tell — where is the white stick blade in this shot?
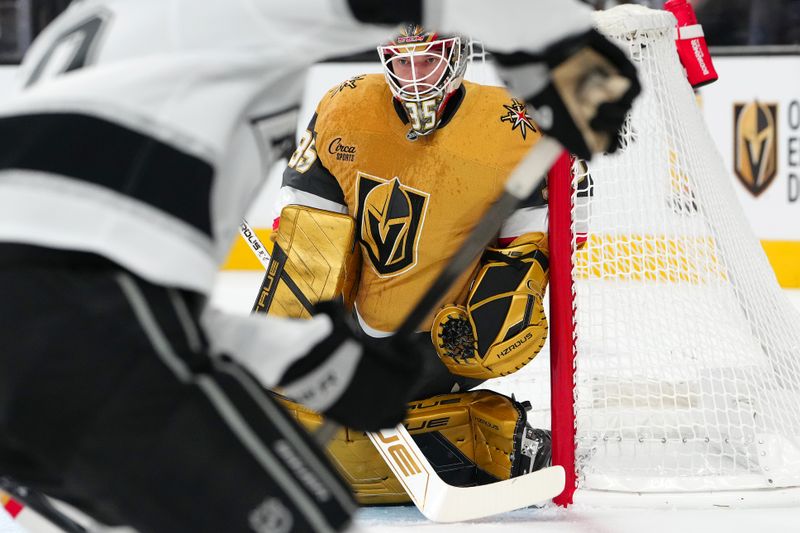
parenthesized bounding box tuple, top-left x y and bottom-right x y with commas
(368, 425, 565, 523)
(428, 465, 565, 523)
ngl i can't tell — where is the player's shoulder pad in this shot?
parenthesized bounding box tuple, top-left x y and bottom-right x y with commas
(317, 73, 387, 116)
(463, 81, 542, 144)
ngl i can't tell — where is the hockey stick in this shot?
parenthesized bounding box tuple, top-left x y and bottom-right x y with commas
(364, 136, 567, 520)
(238, 138, 566, 521)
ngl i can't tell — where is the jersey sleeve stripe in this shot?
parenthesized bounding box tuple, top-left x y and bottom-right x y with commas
(0, 112, 215, 236)
(281, 167, 346, 207)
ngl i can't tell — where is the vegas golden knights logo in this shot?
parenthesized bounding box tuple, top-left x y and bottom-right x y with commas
(355, 173, 429, 277)
(734, 101, 778, 197)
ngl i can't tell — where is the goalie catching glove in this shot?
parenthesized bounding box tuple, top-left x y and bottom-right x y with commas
(494, 28, 640, 160)
(276, 301, 423, 432)
(432, 232, 549, 380)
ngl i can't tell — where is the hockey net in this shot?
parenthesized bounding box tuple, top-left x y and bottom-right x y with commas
(491, 5, 800, 506)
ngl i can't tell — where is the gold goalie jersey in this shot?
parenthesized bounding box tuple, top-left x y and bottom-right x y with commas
(279, 74, 547, 334)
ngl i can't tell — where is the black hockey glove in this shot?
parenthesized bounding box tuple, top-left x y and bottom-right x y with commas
(277, 301, 423, 432)
(494, 29, 640, 160)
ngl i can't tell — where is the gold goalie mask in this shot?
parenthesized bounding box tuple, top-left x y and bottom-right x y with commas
(431, 232, 549, 379)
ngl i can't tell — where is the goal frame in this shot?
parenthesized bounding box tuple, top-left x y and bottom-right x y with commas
(546, 5, 800, 508)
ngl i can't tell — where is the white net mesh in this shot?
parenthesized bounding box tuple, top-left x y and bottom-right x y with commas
(492, 4, 800, 494)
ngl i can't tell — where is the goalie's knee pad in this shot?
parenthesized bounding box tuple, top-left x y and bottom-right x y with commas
(276, 390, 551, 505)
(432, 232, 549, 379)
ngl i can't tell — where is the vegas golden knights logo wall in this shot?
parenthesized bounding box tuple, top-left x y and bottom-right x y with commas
(355, 173, 429, 276)
(733, 101, 778, 197)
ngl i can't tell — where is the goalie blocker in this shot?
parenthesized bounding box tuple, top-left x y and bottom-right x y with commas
(252, 205, 360, 317)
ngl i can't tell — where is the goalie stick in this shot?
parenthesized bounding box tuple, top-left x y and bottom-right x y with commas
(238, 137, 566, 521)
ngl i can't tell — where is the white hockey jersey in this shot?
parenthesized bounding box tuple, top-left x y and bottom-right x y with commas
(0, 0, 593, 385)
(0, 0, 396, 294)
(0, 0, 592, 296)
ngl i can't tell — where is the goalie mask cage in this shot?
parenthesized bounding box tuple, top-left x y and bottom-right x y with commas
(522, 4, 800, 507)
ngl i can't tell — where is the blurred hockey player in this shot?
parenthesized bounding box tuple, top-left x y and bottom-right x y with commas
(0, 0, 638, 531)
(254, 23, 628, 504)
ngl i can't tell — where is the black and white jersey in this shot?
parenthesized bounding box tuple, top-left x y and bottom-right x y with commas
(0, 0, 398, 294)
(0, 0, 593, 296)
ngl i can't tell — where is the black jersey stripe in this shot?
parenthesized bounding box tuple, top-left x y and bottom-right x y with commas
(282, 165, 346, 207)
(0, 113, 214, 236)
